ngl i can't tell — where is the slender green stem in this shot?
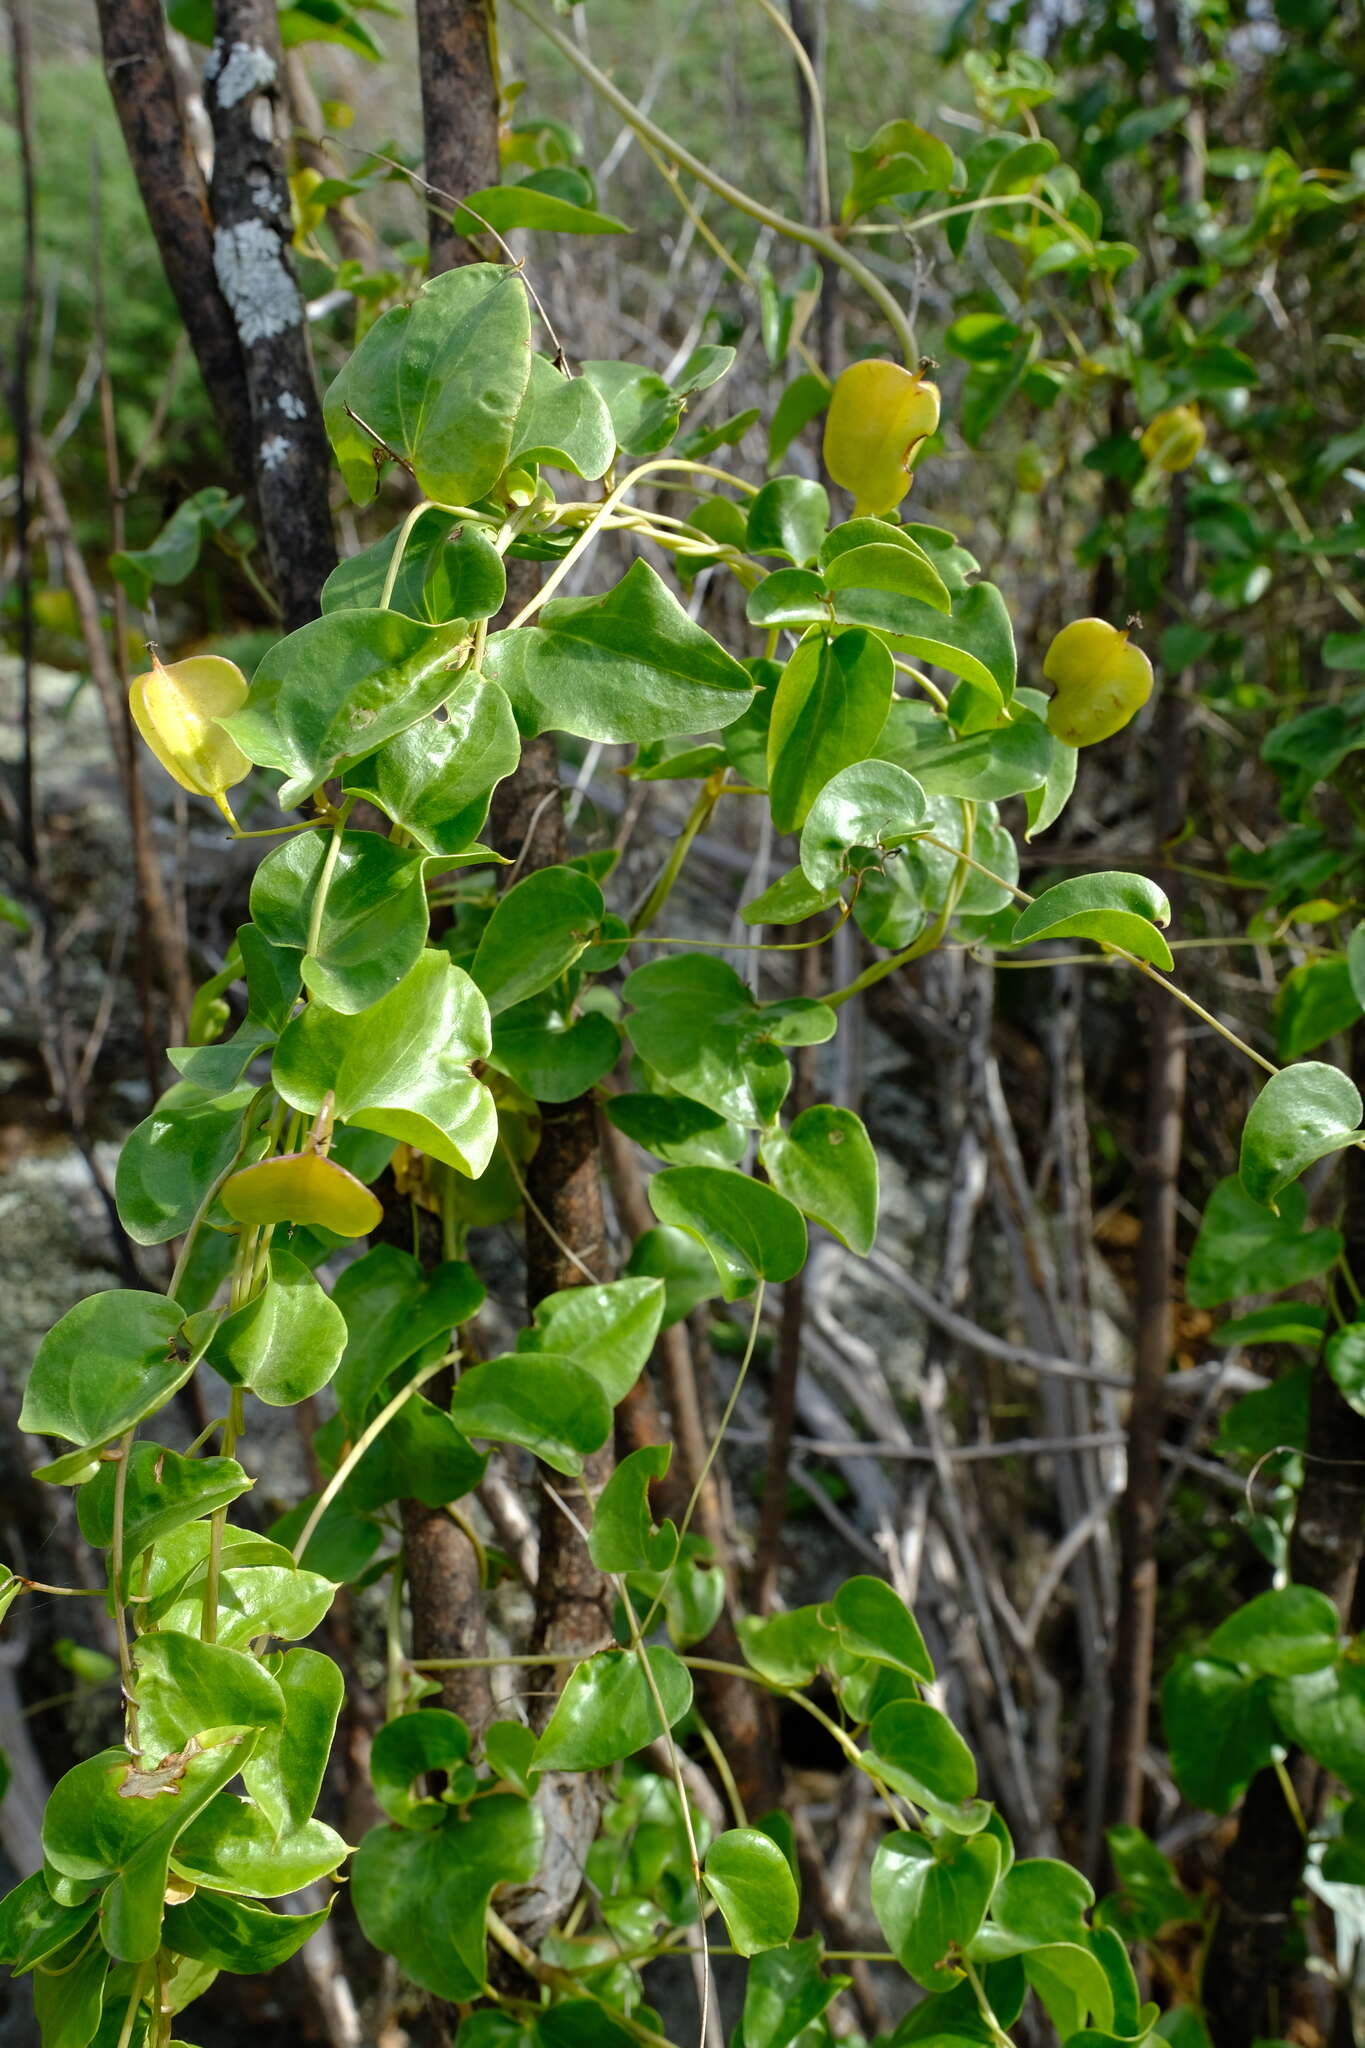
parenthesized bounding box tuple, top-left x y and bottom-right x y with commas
(506, 461, 757, 631)
(385, 1551, 406, 1723)
(692, 1706, 747, 1828)
(501, 0, 918, 363)
(486, 1910, 677, 2048)
(291, 1356, 450, 1564)
(1274, 1756, 1309, 1839)
(850, 188, 1096, 251)
(201, 1387, 244, 1645)
(752, 0, 830, 225)
(961, 1955, 1017, 2048)
(304, 799, 355, 961)
(110, 1430, 138, 1754)
(630, 770, 728, 937)
(167, 1085, 272, 1301)
(379, 498, 434, 609)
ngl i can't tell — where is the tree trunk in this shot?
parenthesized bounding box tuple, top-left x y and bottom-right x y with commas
(94, 0, 256, 500)
(207, 0, 337, 628)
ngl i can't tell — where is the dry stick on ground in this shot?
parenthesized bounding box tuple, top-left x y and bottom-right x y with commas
(90, 142, 179, 1081)
(93, 0, 256, 501)
(1202, 1048, 1365, 2048)
(1105, 0, 1205, 1848)
(206, 0, 337, 629)
(29, 438, 194, 1040)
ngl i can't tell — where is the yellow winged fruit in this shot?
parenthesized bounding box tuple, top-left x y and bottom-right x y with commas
(1044, 619, 1154, 748)
(823, 358, 941, 518)
(129, 653, 251, 826)
(221, 1153, 383, 1238)
(1139, 404, 1205, 473)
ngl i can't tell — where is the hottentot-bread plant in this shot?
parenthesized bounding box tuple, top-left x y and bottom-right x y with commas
(5, 243, 1349, 2048)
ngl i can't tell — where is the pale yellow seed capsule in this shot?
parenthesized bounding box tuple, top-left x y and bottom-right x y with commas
(221, 1153, 384, 1238)
(128, 653, 252, 827)
(823, 358, 941, 519)
(1140, 404, 1205, 473)
(1043, 618, 1154, 748)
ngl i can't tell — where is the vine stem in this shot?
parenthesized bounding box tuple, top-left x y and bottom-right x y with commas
(501, 0, 918, 364)
(290, 1355, 450, 1564)
(201, 1386, 244, 1645)
(630, 768, 729, 937)
(304, 799, 354, 961)
(379, 497, 434, 609)
(110, 1428, 138, 1755)
(505, 459, 758, 632)
(751, 0, 830, 226)
(838, 828, 1281, 1078)
(485, 1910, 677, 2048)
(167, 1084, 272, 1300)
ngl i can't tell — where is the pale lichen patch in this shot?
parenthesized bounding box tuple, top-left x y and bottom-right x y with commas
(213, 220, 301, 346)
(260, 434, 292, 471)
(212, 40, 276, 108)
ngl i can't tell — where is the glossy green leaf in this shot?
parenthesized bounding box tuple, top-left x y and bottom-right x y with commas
(162, 1889, 330, 1974)
(605, 1092, 745, 1169)
(1021, 1943, 1115, 2039)
(760, 1105, 879, 1255)
(484, 559, 753, 742)
(323, 511, 506, 625)
(844, 118, 955, 218)
(509, 353, 616, 478)
(78, 1446, 250, 1597)
(472, 867, 606, 1015)
(1205, 1586, 1339, 1677)
(332, 1245, 484, 1423)
(831, 1575, 932, 1681)
(746, 568, 828, 629)
(737, 1605, 839, 1687)
(31, 1924, 110, 2047)
(1185, 1175, 1342, 1308)
(866, 1701, 989, 1831)
(484, 1720, 538, 1796)
(453, 182, 627, 236)
(1161, 1656, 1280, 1813)
(532, 1646, 692, 1771)
(799, 759, 928, 892)
(647, 1166, 808, 1299)
(196, 1249, 346, 1406)
(1325, 1321, 1365, 1418)
(1269, 1662, 1365, 1794)
(251, 829, 428, 1015)
(450, 1354, 612, 1475)
(973, 1860, 1092, 1957)
(624, 1225, 726, 1327)
(351, 1794, 541, 2001)
(324, 263, 532, 505)
(589, 1445, 678, 1573)
(0, 1871, 97, 1976)
(342, 674, 520, 854)
(746, 477, 829, 566)
(370, 1708, 471, 1828)
(492, 996, 620, 1103)
(273, 950, 496, 1177)
(20, 1292, 190, 1452)
(517, 1277, 665, 1406)
(624, 953, 834, 1130)
(116, 1083, 256, 1246)
(169, 925, 301, 1093)
(740, 1935, 851, 2048)
(170, 1795, 350, 1899)
(44, 1741, 248, 1963)
(824, 539, 952, 614)
(132, 1631, 285, 1764)
(1239, 1061, 1363, 1208)
(740, 867, 841, 927)
(110, 484, 241, 608)
(1009, 872, 1173, 969)
(877, 699, 1052, 800)
(871, 1829, 1001, 1988)
(224, 612, 473, 809)
(842, 582, 1015, 706)
(767, 629, 895, 833)
(1212, 1302, 1327, 1348)
(702, 1829, 800, 1955)
(241, 1647, 344, 1839)
(1274, 956, 1363, 1061)
(337, 1392, 486, 1513)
